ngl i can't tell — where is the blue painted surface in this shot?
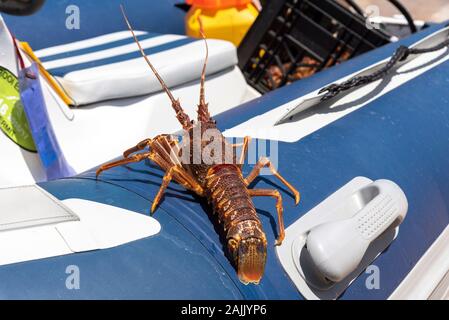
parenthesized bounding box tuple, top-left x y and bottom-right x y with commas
(0, 178, 242, 299)
(2, 53, 447, 299)
(47, 37, 197, 76)
(39, 32, 160, 62)
(3, 0, 186, 50)
(0, 13, 448, 298)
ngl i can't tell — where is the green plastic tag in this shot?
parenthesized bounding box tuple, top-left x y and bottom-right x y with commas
(0, 66, 36, 152)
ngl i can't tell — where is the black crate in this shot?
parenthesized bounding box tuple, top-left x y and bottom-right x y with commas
(238, 0, 391, 93)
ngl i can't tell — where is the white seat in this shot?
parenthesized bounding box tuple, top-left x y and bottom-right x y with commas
(36, 31, 238, 106)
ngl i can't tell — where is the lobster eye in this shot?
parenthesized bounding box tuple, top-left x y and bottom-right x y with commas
(228, 238, 238, 250)
(227, 238, 239, 261)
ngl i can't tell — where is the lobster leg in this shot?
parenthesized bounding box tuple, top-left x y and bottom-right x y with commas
(151, 165, 204, 213)
(123, 138, 152, 158)
(96, 150, 204, 213)
(248, 188, 285, 246)
(151, 166, 176, 213)
(151, 135, 183, 167)
(244, 156, 300, 205)
(149, 138, 205, 212)
(96, 152, 151, 177)
(231, 136, 251, 165)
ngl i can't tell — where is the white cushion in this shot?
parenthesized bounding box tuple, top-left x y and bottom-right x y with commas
(35, 31, 238, 106)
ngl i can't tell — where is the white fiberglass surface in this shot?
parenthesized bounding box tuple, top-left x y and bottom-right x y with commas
(0, 185, 78, 231)
(0, 197, 161, 266)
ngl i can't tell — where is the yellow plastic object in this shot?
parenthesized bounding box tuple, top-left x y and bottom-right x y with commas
(185, 0, 258, 47)
(20, 42, 74, 106)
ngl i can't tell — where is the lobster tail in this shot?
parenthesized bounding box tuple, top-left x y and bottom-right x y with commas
(206, 164, 268, 284)
(228, 235, 267, 284)
(237, 237, 266, 284)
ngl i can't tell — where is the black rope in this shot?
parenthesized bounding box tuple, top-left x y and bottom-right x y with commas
(386, 0, 417, 34)
(319, 36, 449, 101)
(344, 0, 416, 35)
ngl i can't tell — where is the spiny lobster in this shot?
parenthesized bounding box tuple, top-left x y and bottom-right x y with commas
(96, 6, 300, 285)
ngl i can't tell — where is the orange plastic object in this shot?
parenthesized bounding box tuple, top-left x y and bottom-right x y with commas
(186, 0, 251, 9)
(185, 0, 258, 46)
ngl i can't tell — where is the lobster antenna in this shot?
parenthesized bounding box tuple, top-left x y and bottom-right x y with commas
(120, 5, 178, 104)
(197, 17, 211, 121)
(120, 5, 191, 129)
(198, 17, 208, 108)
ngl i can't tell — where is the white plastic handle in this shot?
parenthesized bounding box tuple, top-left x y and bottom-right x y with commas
(306, 179, 408, 282)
